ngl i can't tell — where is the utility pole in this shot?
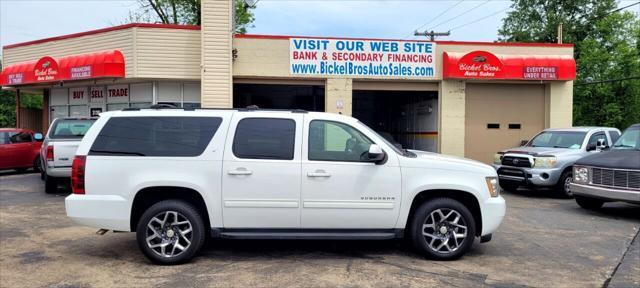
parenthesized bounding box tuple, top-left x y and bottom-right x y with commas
(557, 22, 563, 44)
(414, 30, 450, 41)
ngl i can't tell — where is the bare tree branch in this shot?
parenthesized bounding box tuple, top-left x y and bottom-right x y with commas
(146, 0, 169, 23)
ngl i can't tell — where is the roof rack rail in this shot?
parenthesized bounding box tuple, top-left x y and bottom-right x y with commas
(150, 103, 179, 109)
(120, 105, 309, 113)
(237, 105, 308, 113)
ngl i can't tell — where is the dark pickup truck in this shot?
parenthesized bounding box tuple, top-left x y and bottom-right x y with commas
(570, 124, 640, 209)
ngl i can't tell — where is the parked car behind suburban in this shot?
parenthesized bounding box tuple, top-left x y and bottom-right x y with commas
(492, 127, 621, 196)
(41, 118, 96, 193)
(0, 128, 43, 172)
(571, 124, 640, 209)
(65, 108, 505, 264)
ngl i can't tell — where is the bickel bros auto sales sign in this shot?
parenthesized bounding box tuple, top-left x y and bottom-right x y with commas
(290, 38, 436, 78)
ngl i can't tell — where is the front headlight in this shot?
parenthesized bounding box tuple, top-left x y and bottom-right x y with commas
(573, 166, 589, 184)
(485, 177, 500, 197)
(493, 153, 503, 165)
(533, 156, 557, 168)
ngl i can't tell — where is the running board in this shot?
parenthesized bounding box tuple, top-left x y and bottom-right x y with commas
(211, 228, 404, 240)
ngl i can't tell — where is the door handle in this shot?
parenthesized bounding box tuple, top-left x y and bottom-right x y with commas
(307, 170, 331, 177)
(228, 168, 253, 175)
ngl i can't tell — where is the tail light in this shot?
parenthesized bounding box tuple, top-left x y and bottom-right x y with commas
(71, 156, 86, 195)
(46, 145, 54, 161)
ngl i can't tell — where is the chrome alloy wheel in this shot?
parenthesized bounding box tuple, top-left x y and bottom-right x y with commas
(145, 211, 193, 258)
(422, 208, 468, 253)
(564, 175, 572, 195)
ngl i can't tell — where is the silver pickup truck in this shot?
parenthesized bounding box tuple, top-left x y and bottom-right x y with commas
(40, 117, 97, 193)
(492, 127, 621, 197)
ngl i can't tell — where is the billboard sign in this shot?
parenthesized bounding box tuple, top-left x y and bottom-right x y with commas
(290, 38, 436, 78)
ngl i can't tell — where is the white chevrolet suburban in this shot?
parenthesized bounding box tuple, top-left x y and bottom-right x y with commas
(65, 108, 505, 264)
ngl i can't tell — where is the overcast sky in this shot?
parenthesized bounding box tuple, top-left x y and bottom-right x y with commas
(1, 0, 639, 53)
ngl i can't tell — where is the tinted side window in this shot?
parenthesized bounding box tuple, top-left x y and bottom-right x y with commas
(308, 120, 374, 162)
(609, 131, 621, 144)
(90, 117, 221, 157)
(588, 132, 608, 146)
(233, 118, 295, 160)
(10, 132, 32, 143)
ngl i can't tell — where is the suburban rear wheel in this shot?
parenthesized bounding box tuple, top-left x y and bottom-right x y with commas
(136, 200, 205, 265)
(44, 175, 58, 193)
(556, 171, 573, 198)
(411, 198, 476, 260)
(575, 196, 604, 210)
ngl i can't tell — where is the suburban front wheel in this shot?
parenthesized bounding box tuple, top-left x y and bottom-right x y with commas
(575, 196, 604, 210)
(410, 198, 476, 260)
(136, 200, 205, 265)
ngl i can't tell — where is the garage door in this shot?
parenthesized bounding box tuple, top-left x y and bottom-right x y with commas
(465, 83, 545, 163)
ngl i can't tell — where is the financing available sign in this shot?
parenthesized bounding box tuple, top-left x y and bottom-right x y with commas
(290, 38, 436, 78)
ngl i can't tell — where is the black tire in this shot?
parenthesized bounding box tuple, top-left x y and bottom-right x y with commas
(499, 181, 519, 192)
(556, 170, 573, 198)
(410, 198, 476, 260)
(575, 196, 604, 210)
(136, 200, 206, 265)
(33, 156, 41, 173)
(44, 175, 58, 193)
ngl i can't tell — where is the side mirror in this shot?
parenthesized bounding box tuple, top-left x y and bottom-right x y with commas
(520, 140, 528, 146)
(596, 139, 607, 150)
(34, 133, 43, 141)
(586, 143, 597, 151)
(364, 144, 386, 164)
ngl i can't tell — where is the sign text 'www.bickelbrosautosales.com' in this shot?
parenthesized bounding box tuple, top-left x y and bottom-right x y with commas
(290, 38, 436, 78)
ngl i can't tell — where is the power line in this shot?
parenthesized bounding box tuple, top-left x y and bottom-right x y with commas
(608, 1, 640, 14)
(575, 76, 640, 86)
(449, 6, 511, 31)
(430, 0, 491, 30)
(405, 0, 464, 39)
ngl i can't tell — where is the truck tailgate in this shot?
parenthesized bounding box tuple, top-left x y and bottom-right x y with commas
(52, 140, 81, 167)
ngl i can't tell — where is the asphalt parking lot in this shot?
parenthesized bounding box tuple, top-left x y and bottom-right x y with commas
(0, 171, 638, 288)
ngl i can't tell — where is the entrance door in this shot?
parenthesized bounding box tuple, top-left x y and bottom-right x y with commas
(465, 83, 545, 163)
(301, 115, 401, 229)
(221, 112, 303, 228)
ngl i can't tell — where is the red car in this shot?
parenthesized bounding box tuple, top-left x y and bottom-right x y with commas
(0, 128, 43, 172)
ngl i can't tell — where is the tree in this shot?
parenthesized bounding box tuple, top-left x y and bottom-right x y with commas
(499, 0, 640, 129)
(0, 62, 43, 128)
(134, 0, 255, 33)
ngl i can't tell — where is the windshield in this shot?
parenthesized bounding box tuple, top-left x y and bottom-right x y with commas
(358, 121, 407, 156)
(612, 126, 640, 150)
(49, 119, 96, 139)
(527, 131, 586, 149)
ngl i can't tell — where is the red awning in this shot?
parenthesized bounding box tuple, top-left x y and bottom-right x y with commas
(1, 50, 125, 86)
(443, 51, 576, 80)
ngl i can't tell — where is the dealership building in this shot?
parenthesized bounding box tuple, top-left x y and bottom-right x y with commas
(0, 1, 576, 163)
